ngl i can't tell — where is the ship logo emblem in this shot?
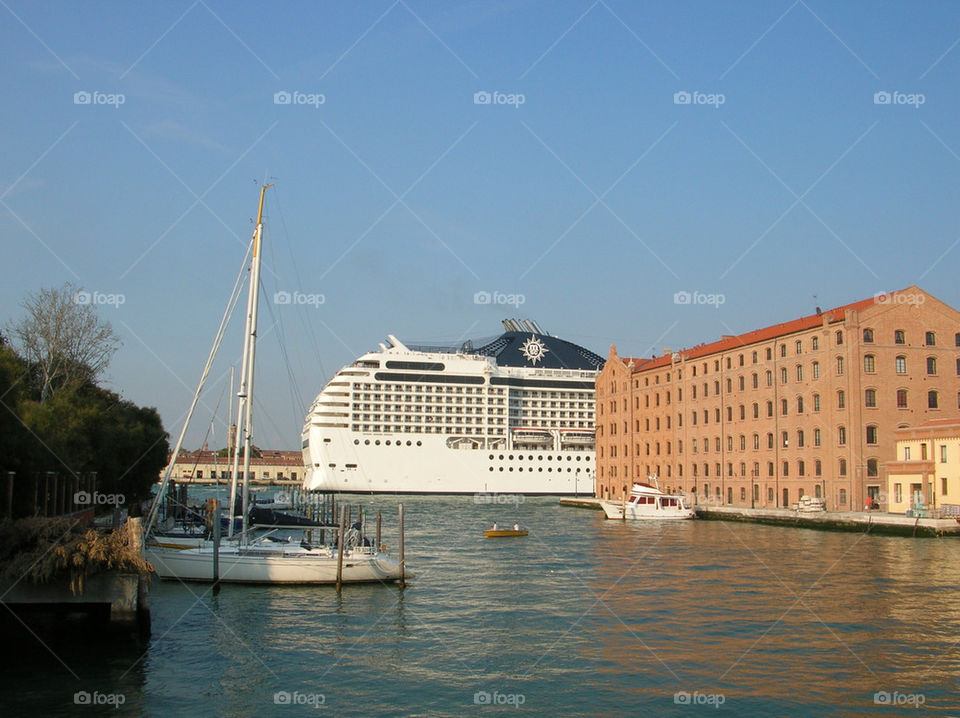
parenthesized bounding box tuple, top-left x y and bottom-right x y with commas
(520, 335, 549, 365)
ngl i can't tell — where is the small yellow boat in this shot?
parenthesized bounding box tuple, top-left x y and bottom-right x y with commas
(484, 528, 528, 538)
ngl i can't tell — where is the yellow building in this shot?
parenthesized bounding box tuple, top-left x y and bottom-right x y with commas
(885, 419, 960, 515)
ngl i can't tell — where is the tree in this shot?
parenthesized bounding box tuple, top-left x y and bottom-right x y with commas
(8, 283, 121, 402)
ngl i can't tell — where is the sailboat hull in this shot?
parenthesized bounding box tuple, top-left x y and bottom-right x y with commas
(146, 546, 408, 584)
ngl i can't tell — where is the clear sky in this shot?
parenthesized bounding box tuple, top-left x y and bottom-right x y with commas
(2, 1, 959, 450)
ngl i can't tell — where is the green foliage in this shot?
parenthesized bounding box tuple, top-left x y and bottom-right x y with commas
(0, 345, 169, 516)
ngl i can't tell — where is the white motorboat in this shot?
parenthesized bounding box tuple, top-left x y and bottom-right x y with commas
(600, 481, 695, 520)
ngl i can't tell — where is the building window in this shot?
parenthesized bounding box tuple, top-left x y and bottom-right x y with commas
(896, 389, 908, 408)
(922, 443, 928, 460)
(926, 331, 936, 346)
(865, 389, 876, 408)
(768, 462, 774, 477)
(767, 433, 774, 449)
(798, 460, 805, 476)
(837, 390, 845, 409)
(752, 402, 759, 418)
(839, 459, 847, 476)
(781, 399, 788, 416)
(767, 401, 773, 417)
(752, 373, 758, 389)
(895, 355, 906, 374)
(780, 344, 787, 358)
(866, 425, 878, 445)
(782, 431, 789, 448)
(812, 336, 819, 350)
(739, 376, 745, 391)
(797, 429, 805, 447)
(812, 361, 819, 379)
(814, 428, 821, 447)
(867, 458, 878, 477)
(942, 477, 948, 495)
(796, 365, 803, 381)
(753, 434, 759, 449)
(768, 487, 774, 502)
(941, 445, 948, 463)
(813, 393, 821, 412)
(836, 330, 843, 345)
(796, 397, 804, 413)
(796, 340, 802, 354)
(739, 405, 745, 420)
(766, 370, 773, 387)
(815, 459, 822, 476)
(863, 328, 874, 343)
(956, 358, 960, 376)
(928, 390, 939, 409)
(927, 357, 937, 375)
(839, 488, 847, 504)
(781, 367, 788, 384)
(864, 355, 875, 373)
(838, 426, 846, 445)
(782, 461, 789, 477)
(836, 356, 844, 375)
(904, 446, 911, 460)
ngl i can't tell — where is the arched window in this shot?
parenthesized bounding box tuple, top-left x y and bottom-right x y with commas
(781, 399, 788, 416)
(836, 356, 844, 375)
(865, 389, 876, 408)
(836, 330, 843, 345)
(837, 390, 845, 409)
(796, 364, 803, 381)
(797, 429, 805, 447)
(896, 355, 907, 374)
(927, 357, 937, 375)
(812, 361, 820, 379)
(863, 328, 874, 343)
(813, 393, 821, 412)
(866, 425, 878, 444)
(812, 336, 819, 350)
(864, 355, 875, 373)
(767, 433, 774, 449)
(896, 389, 908, 408)
(928, 390, 939, 409)
(752, 373, 758, 389)
(838, 426, 847, 445)
(839, 459, 847, 476)
(753, 434, 759, 450)
(796, 340, 802, 354)
(925, 331, 936, 346)
(752, 402, 759, 418)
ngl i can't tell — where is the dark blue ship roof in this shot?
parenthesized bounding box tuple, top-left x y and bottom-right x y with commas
(462, 320, 604, 371)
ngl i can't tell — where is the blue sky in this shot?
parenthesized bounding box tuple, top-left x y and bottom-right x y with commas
(2, 1, 959, 449)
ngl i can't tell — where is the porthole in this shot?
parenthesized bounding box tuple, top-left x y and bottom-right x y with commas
(375, 440, 381, 446)
(416, 441, 422, 446)
(406, 440, 411, 446)
(509, 454, 514, 460)
(576, 456, 581, 461)
(538, 467, 543, 472)
(499, 454, 504, 460)
(528, 455, 533, 461)
(386, 440, 391, 446)
(538, 455, 543, 460)
(364, 439, 370, 445)
(509, 467, 514, 472)
(519, 467, 523, 472)
(489, 454, 494, 460)
(499, 467, 504, 472)
(353, 439, 359, 445)
(489, 467, 494, 472)
(548, 467, 553, 472)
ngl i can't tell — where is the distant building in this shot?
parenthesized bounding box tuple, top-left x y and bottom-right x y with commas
(165, 447, 304, 483)
(885, 419, 960, 515)
(595, 286, 960, 511)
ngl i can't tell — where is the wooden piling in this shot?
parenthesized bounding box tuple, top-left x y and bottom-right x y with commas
(211, 499, 220, 585)
(336, 504, 346, 591)
(398, 503, 405, 588)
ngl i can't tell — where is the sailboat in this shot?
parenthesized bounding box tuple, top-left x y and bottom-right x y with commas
(145, 186, 409, 584)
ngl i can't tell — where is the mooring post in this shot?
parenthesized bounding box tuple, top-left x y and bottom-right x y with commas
(621, 488, 627, 521)
(212, 498, 220, 585)
(336, 504, 346, 591)
(6, 472, 14, 519)
(398, 503, 405, 588)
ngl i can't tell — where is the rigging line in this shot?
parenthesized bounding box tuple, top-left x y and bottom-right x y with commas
(146, 236, 254, 533)
(257, 275, 307, 439)
(272, 186, 327, 383)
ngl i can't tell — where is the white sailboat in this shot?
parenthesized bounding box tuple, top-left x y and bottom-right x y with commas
(145, 185, 409, 584)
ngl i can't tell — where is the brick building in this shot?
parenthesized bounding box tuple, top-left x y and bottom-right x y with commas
(595, 287, 960, 511)
(166, 447, 304, 483)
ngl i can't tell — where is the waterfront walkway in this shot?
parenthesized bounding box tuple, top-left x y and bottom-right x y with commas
(559, 497, 960, 537)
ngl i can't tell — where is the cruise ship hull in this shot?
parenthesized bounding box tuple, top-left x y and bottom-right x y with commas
(304, 429, 594, 494)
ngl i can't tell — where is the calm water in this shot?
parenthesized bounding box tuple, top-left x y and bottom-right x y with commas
(3, 496, 960, 716)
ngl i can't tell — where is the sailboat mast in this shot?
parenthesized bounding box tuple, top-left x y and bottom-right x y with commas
(240, 184, 272, 538)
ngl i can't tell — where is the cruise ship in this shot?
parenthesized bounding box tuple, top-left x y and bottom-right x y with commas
(301, 320, 604, 494)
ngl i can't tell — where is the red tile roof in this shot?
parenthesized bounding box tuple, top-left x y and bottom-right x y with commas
(622, 288, 914, 374)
